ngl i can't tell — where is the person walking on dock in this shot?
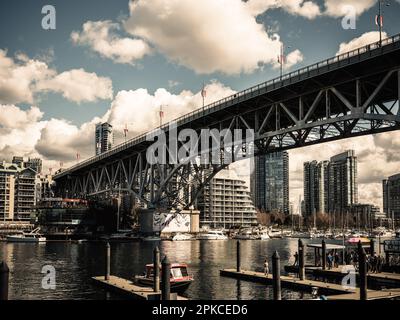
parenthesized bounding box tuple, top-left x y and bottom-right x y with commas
(334, 252, 340, 268)
(264, 258, 269, 277)
(377, 255, 383, 273)
(327, 252, 333, 270)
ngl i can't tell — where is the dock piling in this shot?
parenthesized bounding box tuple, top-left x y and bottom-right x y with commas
(105, 242, 110, 281)
(358, 241, 367, 300)
(298, 239, 305, 280)
(161, 256, 171, 300)
(322, 239, 326, 270)
(369, 238, 375, 255)
(272, 251, 282, 300)
(0, 261, 9, 300)
(153, 246, 160, 292)
(236, 240, 241, 272)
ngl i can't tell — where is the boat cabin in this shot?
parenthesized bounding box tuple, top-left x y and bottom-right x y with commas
(145, 263, 190, 280)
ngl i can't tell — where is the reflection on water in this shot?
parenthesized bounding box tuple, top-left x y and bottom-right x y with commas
(0, 238, 332, 300)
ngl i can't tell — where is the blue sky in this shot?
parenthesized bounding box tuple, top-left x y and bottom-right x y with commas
(1, 0, 400, 207)
(1, 0, 399, 124)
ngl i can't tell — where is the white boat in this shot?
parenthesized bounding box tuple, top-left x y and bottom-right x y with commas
(260, 230, 270, 240)
(233, 229, 257, 240)
(172, 233, 193, 241)
(6, 228, 46, 243)
(268, 228, 283, 238)
(197, 230, 228, 240)
(372, 228, 395, 239)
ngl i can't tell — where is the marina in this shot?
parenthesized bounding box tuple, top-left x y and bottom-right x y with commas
(0, 2, 400, 307)
(1, 236, 400, 300)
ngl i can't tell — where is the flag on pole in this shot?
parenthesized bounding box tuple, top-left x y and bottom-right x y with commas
(76, 152, 80, 160)
(123, 124, 129, 137)
(278, 54, 285, 64)
(159, 109, 164, 118)
(201, 86, 207, 98)
(375, 15, 383, 27)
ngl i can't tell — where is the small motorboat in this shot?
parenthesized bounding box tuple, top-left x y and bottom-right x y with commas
(268, 228, 283, 238)
(197, 230, 228, 240)
(233, 229, 257, 240)
(134, 263, 194, 294)
(172, 233, 193, 241)
(260, 230, 270, 240)
(6, 227, 46, 243)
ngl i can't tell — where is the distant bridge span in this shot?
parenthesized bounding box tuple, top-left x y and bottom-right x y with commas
(54, 34, 400, 210)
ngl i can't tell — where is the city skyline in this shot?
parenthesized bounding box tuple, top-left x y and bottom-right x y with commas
(1, 1, 400, 209)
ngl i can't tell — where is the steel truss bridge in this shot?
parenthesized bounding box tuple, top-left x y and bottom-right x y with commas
(54, 33, 400, 212)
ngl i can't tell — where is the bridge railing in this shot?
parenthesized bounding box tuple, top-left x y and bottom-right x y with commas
(55, 33, 400, 177)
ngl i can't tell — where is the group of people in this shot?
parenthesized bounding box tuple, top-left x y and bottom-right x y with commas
(289, 249, 386, 274)
(326, 251, 340, 269)
(344, 251, 385, 273)
(366, 253, 385, 273)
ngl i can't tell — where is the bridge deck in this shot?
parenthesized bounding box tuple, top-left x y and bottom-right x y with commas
(54, 33, 400, 179)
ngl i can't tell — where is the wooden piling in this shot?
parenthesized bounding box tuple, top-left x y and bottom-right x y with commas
(358, 241, 367, 300)
(272, 251, 281, 300)
(0, 261, 9, 300)
(236, 240, 241, 272)
(161, 256, 171, 300)
(153, 246, 160, 292)
(322, 239, 326, 270)
(105, 242, 110, 280)
(298, 239, 305, 280)
(370, 238, 375, 255)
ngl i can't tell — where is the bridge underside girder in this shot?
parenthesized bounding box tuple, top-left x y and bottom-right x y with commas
(55, 66, 400, 211)
(54, 38, 400, 213)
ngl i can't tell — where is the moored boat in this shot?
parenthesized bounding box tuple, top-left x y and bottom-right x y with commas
(233, 229, 257, 240)
(259, 230, 270, 240)
(6, 227, 46, 243)
(197, 230, 228, 240)
(172, 233, 193, 241)
(134, 263, 194, 294)
(372, 227, 395, 239)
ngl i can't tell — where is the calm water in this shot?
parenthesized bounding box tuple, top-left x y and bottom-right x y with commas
(0, 238, 342, 300)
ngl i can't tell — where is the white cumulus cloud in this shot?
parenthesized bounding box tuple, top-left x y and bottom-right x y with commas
(0, 49, 54, 104)
(71, 20, 151, 65)
(124, 0, 288, 74)
(106, 81, 236, 137)
(0, 104, 46, 161)
(324, 0, 376, 17)
(36, 68, 113, 103)
(336, 31, 388, 55)
(0, 49, 113, 104)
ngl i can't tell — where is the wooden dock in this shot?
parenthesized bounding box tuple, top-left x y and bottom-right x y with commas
(327, 288, 400, 300)
(285, 265, 400, 287)
(220, 269, 400, 300)
(92, 275, 188, 300)
(220, 269, 354, 295)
